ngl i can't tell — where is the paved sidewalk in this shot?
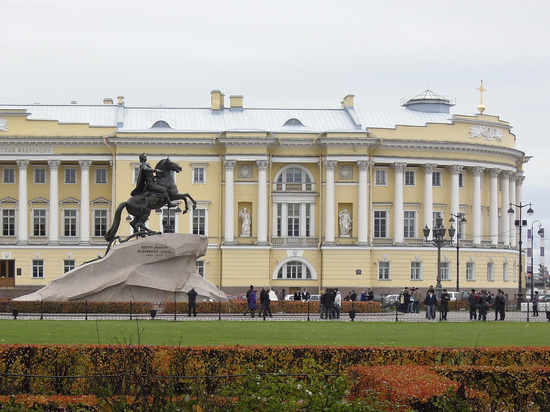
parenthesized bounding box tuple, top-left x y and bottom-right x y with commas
(1, 310, 549, 322)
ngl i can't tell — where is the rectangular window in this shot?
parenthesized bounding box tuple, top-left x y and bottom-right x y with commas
(64, 209, 77, 236)
(95, 168, 107, 184)
(33, 209, 47, 236)
(64, 168, 76, 184)
(503, 262, 509, 282)
(34, 168, 46, 184)
(32, 259, 44, 278)
(133, 166, 140, 184)
(193, 209, 206, 235)
(3, 168, 15, 184)
(305, 204, 311, 237)
(487, 262, 494, 281)
(405, 170, 416, 186)
(162, 209, 176, 233)
(466, 262, 475, 281)
(440, 262, 451, 281)
(404, 211, 416, 238)
(410, 261, 422, 280)
(432, 211, 443, 230)
(276, 203, 282, 237)
(287, 203, 300, 236)
(196, 260, 205, 277)
(432, 171, 442, 187)
(374, 211, 387, 238)
(193, 166, 205, 184)
(458, 172, 464, 188)
(64, 259, 75, 273)
(94, 210, 108, 236)
(2, 209, 16, 236)
(378, 261, 390, 280)
(375, 169, 387, 186)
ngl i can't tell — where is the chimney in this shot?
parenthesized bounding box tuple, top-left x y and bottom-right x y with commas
(229, 95, 244, 111)
(117, 96, 125, 106)
(103, 98, 114, 105)
(211, 90, 224, 112)
(342, 94, 355, 109)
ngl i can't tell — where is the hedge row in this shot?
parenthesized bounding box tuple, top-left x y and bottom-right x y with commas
(0, 299, 381, 315)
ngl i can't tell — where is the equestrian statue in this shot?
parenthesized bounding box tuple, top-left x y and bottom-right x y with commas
(104, 153, 196, 244)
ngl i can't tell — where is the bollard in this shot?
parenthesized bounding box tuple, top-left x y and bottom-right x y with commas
(40, 300, 43, 320)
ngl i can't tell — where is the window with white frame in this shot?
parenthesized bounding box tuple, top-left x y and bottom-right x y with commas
(276, 167, 312, 191)
(34, 168, 46, 184)
(487, 262, 494, 281)
(466, 262, 475, 280)
(405, 170, 416, 186)
(94, 209, 108, 236)
(432, 211, 443, 230)
(2, 168, 15, 184)
(432, 170, 442, 187)
(192, 208, 206, 235)
(64, 168, 76, 184)
(440, 262, 451, 281)
(404, 211, 416, 238)
(375, 169, 387, 186)
(162, 208, 176, 233)
(32, 259, 44, 278)
(95, 168, 107, 184)
(410, 261, 422, 280)
(64, 259, 75, 273)
(33, 209, 47, 236)
(378, 261, 390, 280)
(374, 210, 387, 238)
(63, 209, 77, 236)
(458, 172, 464, 188)
(503, 262, 509, 282)
(287, 203, 300, 236)
(2, 209, 16, 236)
(277, 260, 312, 279)
(133, 166, 140, 184)
(192, 166, 206, 184)
(196, 260, 205, 277)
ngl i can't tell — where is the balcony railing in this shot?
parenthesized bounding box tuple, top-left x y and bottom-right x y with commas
(0, 236, 16, 245)
(60, 236, 79, 245)
(29, 236, 48, 245)
(271, 237, 318, 247)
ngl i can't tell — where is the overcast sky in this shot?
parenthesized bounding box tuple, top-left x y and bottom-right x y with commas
(3, 0, 549, 260)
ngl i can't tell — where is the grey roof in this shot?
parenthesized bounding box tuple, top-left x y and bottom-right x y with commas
(0, 103, 455, 132)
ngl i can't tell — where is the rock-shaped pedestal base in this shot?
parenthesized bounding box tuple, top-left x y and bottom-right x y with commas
(14, 234, 227, 303)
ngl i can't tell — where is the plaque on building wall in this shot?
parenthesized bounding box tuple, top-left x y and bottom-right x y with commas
(238, 164, 253, 179)
(338, 165, 353, 180)
(469, 125, 503, 141)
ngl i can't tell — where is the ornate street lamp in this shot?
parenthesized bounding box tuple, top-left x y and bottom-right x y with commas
(423, 217, 456, 297)
(449, 213, 467, 294)
(508, 202, 534, 308)
(527, 221, 544, 322)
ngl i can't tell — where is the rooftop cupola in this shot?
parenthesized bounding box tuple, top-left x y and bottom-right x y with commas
(401, 89, 455, 113)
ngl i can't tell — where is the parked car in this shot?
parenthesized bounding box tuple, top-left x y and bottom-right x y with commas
(370, 293, 384, 303)
(284, 294, 295, 301)
(448, 291, 459, 302)
(383, 294, 400, 308)
(308, 294, 321, 301)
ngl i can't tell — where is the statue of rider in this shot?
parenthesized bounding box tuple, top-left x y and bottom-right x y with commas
(131, 153, 178, 208)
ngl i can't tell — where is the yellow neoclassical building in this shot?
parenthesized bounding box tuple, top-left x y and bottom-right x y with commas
(0, 90, 530, 299)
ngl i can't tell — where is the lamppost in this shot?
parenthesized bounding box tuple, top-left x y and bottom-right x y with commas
(156, 205, 183, 233)
(449, 213, 467, 293)
(507, 202, 534, 309)
(423, 217, 456, 297)
(528, 221, 544, 322)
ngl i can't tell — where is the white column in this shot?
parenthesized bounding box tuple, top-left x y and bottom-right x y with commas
(393, 163, 406, 244)
(489, 168, 501, 246)
(223, 160, 236, 244)
(509, 173, 517, 247)
(256, 160, 269, 245)
(16, 160, 29, 245)
(471, 166, 484, 245)
(79, 160, 91, 244)
(324, 160, 337, 244)
(423, 164, 436, 230)
(500, 171, 511, 246)
(449, 165, 462, 219)
(357, 161, 369, 245)
(48, 160, 60, 244)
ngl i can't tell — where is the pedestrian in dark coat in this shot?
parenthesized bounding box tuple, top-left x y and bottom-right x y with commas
(424, 291, 437, 320)
(248, 290, 258, 318)
(440, 289, 450, 320)
(323, 288, 335, 319)
(243, 285, 254, 315)
(187, 288, 198, 317)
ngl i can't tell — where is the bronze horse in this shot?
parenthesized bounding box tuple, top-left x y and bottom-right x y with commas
(104, 158, 196, 243)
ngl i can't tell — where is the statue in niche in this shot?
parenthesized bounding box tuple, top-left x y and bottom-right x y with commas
(339, 209, 352, 236)
(239, 208, 251, 237)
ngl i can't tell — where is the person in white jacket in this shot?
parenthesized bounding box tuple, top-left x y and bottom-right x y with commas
(333, 289, 342, 319)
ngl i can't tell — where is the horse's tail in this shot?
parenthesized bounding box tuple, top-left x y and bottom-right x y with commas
(104, 201, 128, 243)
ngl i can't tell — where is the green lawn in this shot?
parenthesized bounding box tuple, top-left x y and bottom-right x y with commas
(1, 319, 548, 347)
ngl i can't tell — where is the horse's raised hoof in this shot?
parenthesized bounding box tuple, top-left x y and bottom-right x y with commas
(182, 208, 188, 215)
(192, 203, 197, 209)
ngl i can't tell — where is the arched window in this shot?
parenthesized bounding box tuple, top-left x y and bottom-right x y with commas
(151, 120, 171, 129)
(276, 167, 312, 191)
(274, 259, 316, 280)
(283, 118, 304, 126)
